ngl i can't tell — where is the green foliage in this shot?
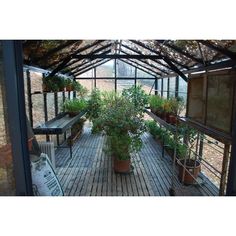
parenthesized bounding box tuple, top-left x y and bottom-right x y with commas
(122, 85, 149, 114)
(86, 88, 102, 122)
(149, 95, 164, 112)
(63, 98, 87, 114)
(93, 93, 146, 160)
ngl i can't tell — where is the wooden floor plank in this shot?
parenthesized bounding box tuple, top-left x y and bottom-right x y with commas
(55, 124, 219, 196)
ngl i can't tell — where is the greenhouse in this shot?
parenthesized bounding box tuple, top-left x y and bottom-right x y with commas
(0, 40, 236, 196)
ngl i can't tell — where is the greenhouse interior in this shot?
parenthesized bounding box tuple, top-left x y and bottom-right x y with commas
(0, 39, 236, 196)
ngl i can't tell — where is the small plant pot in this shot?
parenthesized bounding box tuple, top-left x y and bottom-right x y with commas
(166, 113, 171, 123)
(178, 159, 201, 185)
(66, 85, 73, 92)
(42, 84, 51, 92)
(67, 112, 79, 117)
(113, 157, 131, 174)
(169, 115, 177, 125)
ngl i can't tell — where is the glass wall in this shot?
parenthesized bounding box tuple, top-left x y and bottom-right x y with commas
(0, 42, 16, 195)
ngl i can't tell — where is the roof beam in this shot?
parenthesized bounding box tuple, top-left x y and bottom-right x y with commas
(118, 59, 156, 77)
(48, 41, 109, 77)
(130, 40, 189, 70)
(199, 40, 236, 60)
(73, 54, 163, 60)
(68, 49, 111, 74)
(159, 59, 236, 79)
(162, 41, 203, 64)
(163, 57, 188, 82)
(46, 40, 105, 70)
(74, 59, 111, 77)
(68, 48, 112, 75)
(32, 40, 79, 64)
(121, 44, 169, 74)
(120, 50, 161, 76)
(66, 42, 112, 68)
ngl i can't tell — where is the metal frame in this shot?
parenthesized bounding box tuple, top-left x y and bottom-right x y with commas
(2, 40, 33, 196)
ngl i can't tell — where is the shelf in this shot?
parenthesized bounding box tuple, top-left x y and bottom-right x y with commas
(180, 117, 232, 145)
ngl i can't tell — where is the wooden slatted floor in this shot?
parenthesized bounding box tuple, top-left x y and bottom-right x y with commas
(55, 124, 219, 196)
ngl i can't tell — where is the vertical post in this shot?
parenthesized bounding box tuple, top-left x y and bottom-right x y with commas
(2, 40, 33, 195)
(42, 73, 49, 141)
(161, 78, 163, 97)
(115, 59, 117, 92)
(94, 67, 97, 88)
(175, 76, 179, 98)
(26, 69, 33, 126)
(220, 144, 230, 196)
(54, 92, 59, 146)
(154, 78, 158, 95)
(167, 77, 170, 99)
(73, 77, 76, 98)
(62, 91, 66, 141)
(134, 67, 137, 88)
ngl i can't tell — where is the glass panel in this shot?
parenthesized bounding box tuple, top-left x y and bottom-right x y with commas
(0, 42, 16, 195)
(169, 77, 176, 98)
(137, 79, 155, 95)
(96, 60, 114, 77)
(117, 80, 135, 93)
(163, 78, 168, 98)
(179, 76, 187, 101)
(78, 79, 94, 93)
(96, 79, 115, 92)
(117, 61, 135, 77)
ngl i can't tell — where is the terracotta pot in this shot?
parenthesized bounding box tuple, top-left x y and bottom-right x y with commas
(169, 115, 177, 125)
(166, 113, 171, 123)
(66, 85, 73, 92)
(178, 159, 201, 185)
(42, 84, 51, 92)
(68, 112, 79, 117)
(113, 157, 131, 174)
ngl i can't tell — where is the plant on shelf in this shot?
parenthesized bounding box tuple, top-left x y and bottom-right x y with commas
(163, 99, 172, 122)
(64, 79, 73, 91)
(149, 95, 163, 116)
(42, 75, 65, 92)
(169, 96, 185, 124)
(93, 90, 146, 174)
(63, 98, 87, 117)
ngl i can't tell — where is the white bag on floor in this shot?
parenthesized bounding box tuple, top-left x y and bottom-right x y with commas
(31, 153, 64, 196)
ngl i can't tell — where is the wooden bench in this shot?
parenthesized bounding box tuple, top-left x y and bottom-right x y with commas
(33, 111, 86, 158)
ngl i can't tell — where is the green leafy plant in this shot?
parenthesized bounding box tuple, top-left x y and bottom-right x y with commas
(86, 88, 102, 124)
(93, 93, 146, 160)
(63, 98, 87, 116)
(122, 85, 149, 114)
(149, 95, 164, 115)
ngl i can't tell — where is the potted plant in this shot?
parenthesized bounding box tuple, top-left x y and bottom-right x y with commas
(65, 79, 73, 91)
(149, 95, 163, 116)
(169, 97, 185, 125)
(63, 98, 87, 117)
(176, 125, 200, 185)
(93, 86, 146, 173)
(163, 99, 172, 123)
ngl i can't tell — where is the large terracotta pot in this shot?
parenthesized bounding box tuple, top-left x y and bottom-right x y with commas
(178, 159, 201, 185)
(113, 157, 131, 174)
